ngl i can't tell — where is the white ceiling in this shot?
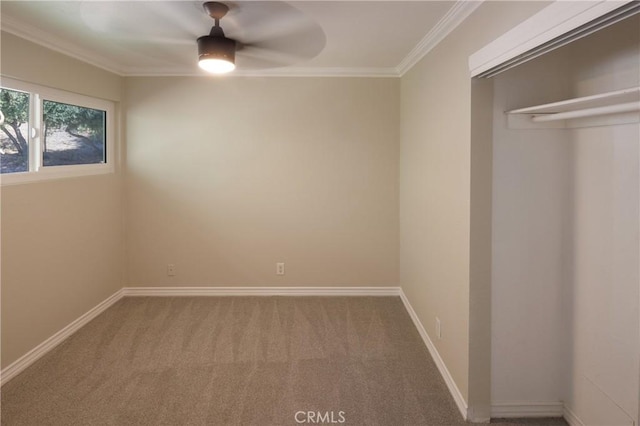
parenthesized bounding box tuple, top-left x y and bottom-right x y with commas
(0, 1, 480, 77)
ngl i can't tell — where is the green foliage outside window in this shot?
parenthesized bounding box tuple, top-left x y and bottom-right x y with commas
(0, 88, 29, 159)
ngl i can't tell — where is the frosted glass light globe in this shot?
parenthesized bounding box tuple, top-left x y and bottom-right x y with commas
(199, 58, 235, 74)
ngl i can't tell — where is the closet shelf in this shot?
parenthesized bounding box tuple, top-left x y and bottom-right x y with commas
(507, 86, 640, 128)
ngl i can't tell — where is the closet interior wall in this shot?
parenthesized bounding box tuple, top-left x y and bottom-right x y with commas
(490, 15, 639, 424)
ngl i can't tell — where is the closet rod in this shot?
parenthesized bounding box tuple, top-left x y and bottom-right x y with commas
(532, 101, 640, 122)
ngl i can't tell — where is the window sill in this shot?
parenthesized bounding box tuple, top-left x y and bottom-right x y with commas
(0, 163, 114, 186)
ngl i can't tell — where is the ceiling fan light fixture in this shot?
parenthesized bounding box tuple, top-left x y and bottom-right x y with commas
(199, 57, 236, 74)
(197, 35, 236, 74)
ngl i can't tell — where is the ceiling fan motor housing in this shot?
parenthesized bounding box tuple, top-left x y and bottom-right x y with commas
(197, 34, 236, 63)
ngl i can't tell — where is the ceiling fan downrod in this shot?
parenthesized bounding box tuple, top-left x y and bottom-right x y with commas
(197, 1, 236, 74)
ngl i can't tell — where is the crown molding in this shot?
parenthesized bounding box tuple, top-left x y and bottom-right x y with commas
(396, 0, 484, 76)
(2, 0, 481, 78)
(0, 16, 126, 76)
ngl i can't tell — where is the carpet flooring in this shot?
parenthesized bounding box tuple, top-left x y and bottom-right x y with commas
(1, 296, 567, 425)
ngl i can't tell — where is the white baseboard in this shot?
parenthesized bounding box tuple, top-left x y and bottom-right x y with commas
(563, 405, 586, 426)
(491, 401, 565, 418)
(0, 288, 125, 386)
(122, 286, 401, 297)
(398, 289, 469, 421)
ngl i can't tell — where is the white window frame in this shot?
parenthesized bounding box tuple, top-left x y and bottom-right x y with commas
(0, 77, 115, 185)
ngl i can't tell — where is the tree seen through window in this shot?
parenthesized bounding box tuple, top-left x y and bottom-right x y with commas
(0, 88, 106, 174)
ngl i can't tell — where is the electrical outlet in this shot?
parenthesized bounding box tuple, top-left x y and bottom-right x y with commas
(436, 317, 441, 339)
(167, 264, 176, 276)
(276, 262, 285, 275)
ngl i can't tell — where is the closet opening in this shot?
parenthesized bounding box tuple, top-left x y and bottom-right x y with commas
(469, 6, 639, 425)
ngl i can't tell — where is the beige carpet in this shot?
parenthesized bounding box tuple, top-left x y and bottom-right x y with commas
(1, 296, 566, 425)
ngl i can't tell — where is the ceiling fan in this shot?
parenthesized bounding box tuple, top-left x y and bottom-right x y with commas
(195, 1, 325, 74)
(197, 2, 238, 73)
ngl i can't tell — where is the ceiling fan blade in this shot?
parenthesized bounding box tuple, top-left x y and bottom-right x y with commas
(107, 34, 194, 47)
(221, 1, 325, 69)
(230, 8, 318, 41)
(80, 2, 202, 45)
(236, 45, 307, 69)
(242, 26, 325, 62)
(224, 2, 304, 27)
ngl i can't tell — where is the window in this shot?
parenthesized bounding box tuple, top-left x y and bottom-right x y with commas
(0, 87, 30, 174)
(43, 100, 106, 167)
(0, 78, 115, 184)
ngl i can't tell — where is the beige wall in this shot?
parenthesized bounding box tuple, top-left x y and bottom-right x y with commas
(0, 32, 124, 368)
(125, 77, 399, 287)
(399, 1, 549, 415)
